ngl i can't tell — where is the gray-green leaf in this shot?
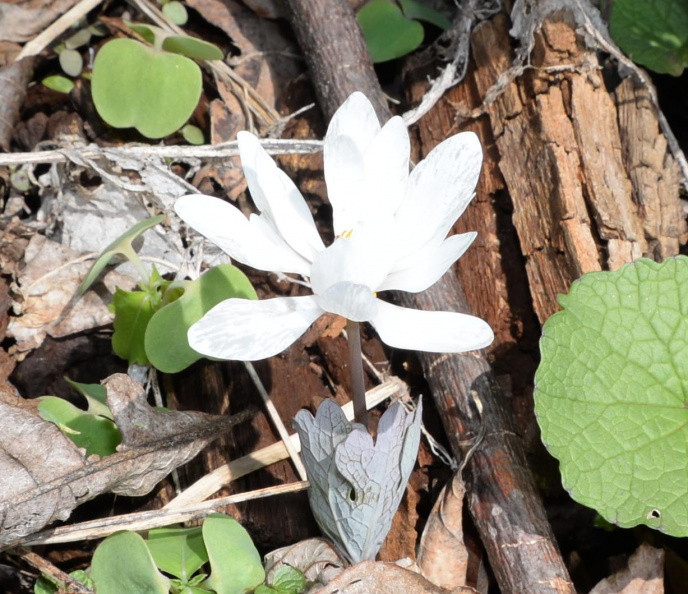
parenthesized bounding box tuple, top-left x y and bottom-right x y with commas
(294, 399, 422, 563)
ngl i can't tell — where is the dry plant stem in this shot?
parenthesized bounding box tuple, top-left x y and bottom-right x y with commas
(0, 139, 323, 167)
(15, 547, 94, 594)
(244, 361, 308, 480)
(15, 0, 104, 60)
(283, 0, 574, 591)
(163, 377, 407, 509)
(346, 319, 368, 428)
(20, 482, 309, 547)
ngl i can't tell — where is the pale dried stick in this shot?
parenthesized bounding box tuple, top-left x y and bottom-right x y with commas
(16, 0, 104, 60)
(244, 361, 308, 481)
(0, 139, 323, 167)
(20, 482, 309, 546)
(164, 377, 406, 509)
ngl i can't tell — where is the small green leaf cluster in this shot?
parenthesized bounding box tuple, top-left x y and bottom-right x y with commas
(80, 216, 257, 373)
(357, 0, 450, 63)
(35, 515, 306, 594)
(607, 0, 688, 75)
(91, 23, 222, 139)
(42, 23, 107, 94)
(37, 379, 122, 458)
(535, 257, 688, 537)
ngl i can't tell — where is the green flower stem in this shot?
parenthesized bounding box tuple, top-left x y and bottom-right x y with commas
(346, 319, 368, 429)
(121, 245, 151, 289)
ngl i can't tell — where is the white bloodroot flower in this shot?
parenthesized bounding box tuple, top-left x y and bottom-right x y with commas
(175, 92, 494, 361)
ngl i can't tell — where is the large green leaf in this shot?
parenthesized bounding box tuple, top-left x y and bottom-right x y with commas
(92, 38, 202, 138)
(37, 396, 121, 458)
(91, 532, 170, 594)
(146, 525, 208, 582)
(202, 514, 265, 594)
(609, 0, 688, 75)
(357, 0, 424, 63)
(145, 265, 256, 373)
(535, 257, 688, 536)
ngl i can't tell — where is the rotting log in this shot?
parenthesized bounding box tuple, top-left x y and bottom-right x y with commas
(285, 0, 577, 592)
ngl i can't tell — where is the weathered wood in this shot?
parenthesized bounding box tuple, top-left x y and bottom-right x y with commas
(469, 12, 685, 325)
(283, 0, 575, 592)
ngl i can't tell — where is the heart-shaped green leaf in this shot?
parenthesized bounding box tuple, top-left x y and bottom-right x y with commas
(162, 35, 224, 61)
(146, 525, 208, 582)
(202, 514, 265, 594)
(91, 532, 171, 594)
(92, 38, 202, 138)
(78, 214, 164, 296)
(37, 396, 121, 458)
(399, 0, 450, 30)
(145, 265, 257, 373)
(357, 0, 424, 63)
(535, 257, 688, 536)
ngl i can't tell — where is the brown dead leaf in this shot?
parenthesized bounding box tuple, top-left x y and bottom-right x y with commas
(0, 374, 251, 550)
(590, 544, 664, 594)
(6, 234, 135, 355)
(264, 538, 346, 588)
(318, 561, 454, 593)
(0, 0, 80, 42)
(0, 57, 34, 151)
(187, 0, 302, 108)
(417, 472, 469, 590)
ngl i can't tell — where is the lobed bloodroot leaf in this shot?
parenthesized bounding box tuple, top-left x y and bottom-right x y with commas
(294, 399, 422, 563)
(535, 257, 688, 536)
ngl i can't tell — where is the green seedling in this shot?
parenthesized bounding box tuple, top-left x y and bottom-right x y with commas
(34, 569, 94, 594)
(10, 169, 31, 192)
(36, 379, 121, 458)
(182, 124, 205, 145)
(79, 215, 256, 372)
(42, 74, 75, 94)
(36, 514, 306, 594)
(357, 0, 450, 63)
(91, 25, 222, 139)
(606, 0, 688, 75)
(161, 0, 189, 26)
(535, 257, 688, 536)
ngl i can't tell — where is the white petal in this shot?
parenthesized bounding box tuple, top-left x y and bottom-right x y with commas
(188, 296, 324, 361)
(370, 300, 494, 353)
(379, 232, 476, 293)
(324, 93, 381, 235)
(394, 132, 482, 260)
(325, 92, 381, 156)
(315, 281, 378, 322)
(238, 131, 324, 261)
(310, 229, 394, 296)
(362, 116, 410, 218)
(175, 194, 310, 275)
